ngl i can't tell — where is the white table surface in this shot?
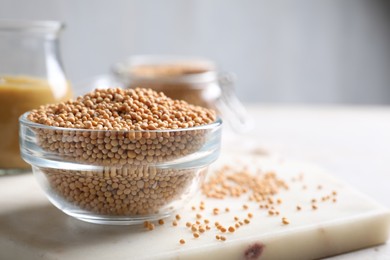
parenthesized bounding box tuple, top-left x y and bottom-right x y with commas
(1, 105, 390, 259)
(229, 105, 390, 259)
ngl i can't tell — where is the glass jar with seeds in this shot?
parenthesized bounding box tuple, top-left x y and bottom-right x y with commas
(113, 55, 252, 133)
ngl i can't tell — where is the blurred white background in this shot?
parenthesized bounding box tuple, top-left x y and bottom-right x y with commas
(1, 0, 389, 104)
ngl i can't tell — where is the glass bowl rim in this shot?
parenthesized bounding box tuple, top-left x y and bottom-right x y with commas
(19, 112, 222, 134)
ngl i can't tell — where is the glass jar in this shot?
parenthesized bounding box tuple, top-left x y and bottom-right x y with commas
(0, 20, 72, 174)
(113, 55, 252, 133)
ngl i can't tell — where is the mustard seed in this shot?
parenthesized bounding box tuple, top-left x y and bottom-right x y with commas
(228, 226, 235, 233)
(172, 220, 178, 226)
(244, 219, 250, 224)
(186, 222, 192, 228)
(193, 232, 200, 238)
(179, 239, 185, 244)
(220, 236, 226, 241)
(148, 223, 155, 230)
(282, 217, 290, 225)
(158, 219, 164, 225)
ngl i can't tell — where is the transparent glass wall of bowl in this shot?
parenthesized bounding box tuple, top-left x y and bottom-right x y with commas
(19, 113, 222, 224)
(0, 20, 72, 175)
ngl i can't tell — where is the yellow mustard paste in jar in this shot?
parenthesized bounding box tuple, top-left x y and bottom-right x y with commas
(0, 75, 72, 169)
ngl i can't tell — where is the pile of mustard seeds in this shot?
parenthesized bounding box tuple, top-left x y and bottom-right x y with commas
(28, 88, 217, 166)
(141, 164, 339, 246)
(27, 88, 217, 216)
(29, 87, 215, 130)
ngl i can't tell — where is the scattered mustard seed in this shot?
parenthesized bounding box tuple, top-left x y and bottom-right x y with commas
(282, 217, 290, 225)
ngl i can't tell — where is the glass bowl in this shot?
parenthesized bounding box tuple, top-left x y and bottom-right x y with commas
(19, 112, 222, 225)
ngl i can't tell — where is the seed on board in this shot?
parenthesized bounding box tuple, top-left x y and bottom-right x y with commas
(172, 220, 178, 226)
(282, 217, 290, 225)
(186, 222, 192, 228)
(243, 204, 249, 210)
(312, 204, 318, 210)
(296, 205, 302, 211)
(148, 223, 155, 230)
(216, 235, 220, 240)
(193, 232, 200, 238)
(196, 213, 202, 219)
(191, 225, 198, 232)
(248, 213, 253, 218)
(158, 219, 164, 225)
(228, 226, 235, 233)
(179, 239, 186, 244)
(220, 236, 226, 241)
(244, 219, 250, 224)
(176, 214, 181, 220)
